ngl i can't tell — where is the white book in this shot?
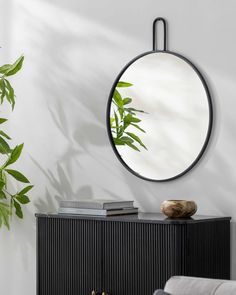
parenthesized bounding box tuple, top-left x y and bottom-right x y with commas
(58, 207, 138, 216)
(60, 199, 134, 210)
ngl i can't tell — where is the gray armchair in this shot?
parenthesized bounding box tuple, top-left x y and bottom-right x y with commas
(154, 276, 236, 295)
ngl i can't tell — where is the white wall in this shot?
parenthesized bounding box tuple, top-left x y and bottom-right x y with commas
(0, 0, 236, 294)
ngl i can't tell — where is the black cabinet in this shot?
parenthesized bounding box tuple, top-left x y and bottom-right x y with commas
(36, 213, 231, 295)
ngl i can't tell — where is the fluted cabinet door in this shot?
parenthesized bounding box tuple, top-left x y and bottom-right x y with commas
(37, 217, 102, 295)
(102, 221, 137, 295)
(101, 222, 185, 295)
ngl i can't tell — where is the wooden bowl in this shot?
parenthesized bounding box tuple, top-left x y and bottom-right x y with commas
(161, 200, 197, 218)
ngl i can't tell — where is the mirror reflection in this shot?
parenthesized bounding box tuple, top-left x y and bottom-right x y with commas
(108, 52, 212, 181)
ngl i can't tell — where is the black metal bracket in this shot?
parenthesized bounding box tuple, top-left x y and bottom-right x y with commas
(152, 17, 167, 51)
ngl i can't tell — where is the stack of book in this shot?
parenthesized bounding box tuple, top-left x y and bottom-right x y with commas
(58, 199, 138, 216)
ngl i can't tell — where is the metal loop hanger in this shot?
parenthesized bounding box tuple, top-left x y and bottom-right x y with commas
(152, 17, 167, 51)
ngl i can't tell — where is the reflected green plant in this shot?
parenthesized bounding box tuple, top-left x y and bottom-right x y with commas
(110, 81, 148, 152)
(0, 55, 33, 229)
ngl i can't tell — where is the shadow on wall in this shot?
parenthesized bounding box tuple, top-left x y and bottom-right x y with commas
(0, 0, 143, 278)
(6, 0, 236, 280)
(17, 0, 150, 213)
(19, 0, 236, 220)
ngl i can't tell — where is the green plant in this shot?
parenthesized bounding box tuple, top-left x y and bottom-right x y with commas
(110, 81, 148, 151)
(0, 55, 33, 229)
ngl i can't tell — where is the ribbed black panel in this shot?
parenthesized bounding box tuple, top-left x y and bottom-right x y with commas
(37, 217, 102, 295)
(185, 220, 231, 279)
(37, 216, 230, 295)
(102, 222, 185, 295)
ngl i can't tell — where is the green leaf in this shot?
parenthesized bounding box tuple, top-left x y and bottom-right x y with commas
(125, 109, 135, 115)
(114, 112, 119, 135)
(15, 194, 30, 204)
(112, 89, 124, 119)
(0, 130, 11, 140)
(126, 132, 147, 150)
(0, 202, 10, 210)
(113, 136, 140, 151)
(113, 138, 125, 145)
(3, 81, 11, 104)
(124, 114, 141, 123)
(0, 64, 11, 74)
(110, 117, 115, 128)
(117, 126, 124, 138)
(126, 107, 146, 113)
(0, 180, 5, 191)
(113, 89, 123, 107)
(123, 97, 132, 105)
(0, 79, 6, 104)
(0, 202, 11, 229)
(117, 81, 133, 88)
(129, 116, 141, 123)
(0, 135, 11, 154)
(18, 185, 33, 195)
(0, 118, 7, 124)
(5, 55, 24, 76)
(126, 142, 140, 151)
(0, 191, 6, 199)
(4, 79, 15, 109)
(4, 143, 24, 167)
(120, 136, 134, 144)
(5, 169, 30, 183)
(118, 107, 124, 119)
(1, 172, 6, 188)
(13, 199, 23, 219)
(130, 123, 146, 133)
(124, 114, 141, 129)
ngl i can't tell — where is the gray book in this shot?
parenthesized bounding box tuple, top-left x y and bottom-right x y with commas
(60, 199, 134, 210)
(58, 207, 138, 216)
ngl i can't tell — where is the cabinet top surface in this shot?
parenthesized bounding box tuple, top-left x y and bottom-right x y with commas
(35, 212, 231, 224)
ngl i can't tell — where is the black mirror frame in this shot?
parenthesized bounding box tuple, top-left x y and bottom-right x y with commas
(106, 50, 213, 182)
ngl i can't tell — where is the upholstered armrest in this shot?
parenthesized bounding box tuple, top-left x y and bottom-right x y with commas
(153, 290, 171, 295)
(163, 276, 236, 295)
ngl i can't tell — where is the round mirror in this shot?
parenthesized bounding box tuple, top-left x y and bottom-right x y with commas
(107, 51, 212, 181)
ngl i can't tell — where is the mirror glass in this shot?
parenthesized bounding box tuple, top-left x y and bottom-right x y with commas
(107, 52, 212, 181)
